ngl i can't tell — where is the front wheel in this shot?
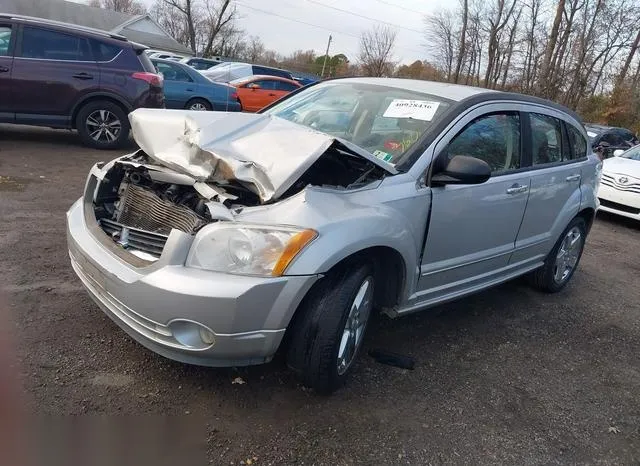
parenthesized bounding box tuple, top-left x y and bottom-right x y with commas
(286, 263, 375, 394)
(529, 217, 586, 293)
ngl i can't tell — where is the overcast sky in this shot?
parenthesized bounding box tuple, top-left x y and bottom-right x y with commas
(112, 0, 450, 63)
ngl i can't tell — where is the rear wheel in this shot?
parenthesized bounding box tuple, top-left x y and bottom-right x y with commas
(529, 217, 586, 293)
(185, 98, 212, 111)
(286, 263, 374, 394)
(76, 100, 130, 150)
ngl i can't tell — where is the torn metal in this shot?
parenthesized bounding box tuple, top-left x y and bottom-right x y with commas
(128, 109, 395, 203)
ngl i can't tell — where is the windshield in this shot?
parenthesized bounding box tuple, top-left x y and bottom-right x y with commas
(263, 81, 452, 166)
(621, 145, 640, 161)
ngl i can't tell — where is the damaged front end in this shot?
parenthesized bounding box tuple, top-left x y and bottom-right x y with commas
(91, 109, 392, 262)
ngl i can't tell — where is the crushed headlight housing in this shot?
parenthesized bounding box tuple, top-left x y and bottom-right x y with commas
(186, 224, 317, 276)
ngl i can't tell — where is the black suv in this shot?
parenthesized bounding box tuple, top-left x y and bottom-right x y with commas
(0, 14, 164, 149)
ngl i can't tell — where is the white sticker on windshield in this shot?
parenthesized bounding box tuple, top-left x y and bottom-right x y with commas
(383, 100, 440, 121)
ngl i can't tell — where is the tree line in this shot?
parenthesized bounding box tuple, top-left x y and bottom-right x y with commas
(91, 0, 640, 131)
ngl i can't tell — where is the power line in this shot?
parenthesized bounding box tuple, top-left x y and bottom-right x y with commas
(235, 1, 426, 58)
(370, 0, 431, 16)
(235, 2, 360, 39)
(304, 0, 424, 35)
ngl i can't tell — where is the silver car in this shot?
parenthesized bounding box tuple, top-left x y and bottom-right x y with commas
(67, 78, 599, 393)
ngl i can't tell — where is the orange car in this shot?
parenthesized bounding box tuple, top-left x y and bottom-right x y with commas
(230, 75, 302, 112)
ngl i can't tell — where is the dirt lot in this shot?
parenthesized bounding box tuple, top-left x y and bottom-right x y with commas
(1, 124, 639, 465)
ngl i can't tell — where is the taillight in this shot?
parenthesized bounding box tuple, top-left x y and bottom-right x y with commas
(132, 72, 163, 87)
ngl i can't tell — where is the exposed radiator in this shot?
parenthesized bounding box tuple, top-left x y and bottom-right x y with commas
(116, 183, 206, 235)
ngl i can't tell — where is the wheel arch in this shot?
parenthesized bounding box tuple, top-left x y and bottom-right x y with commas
(71, 93, 132, 128)
(185, 96, 213, 110)
(577, 206, 596, 233)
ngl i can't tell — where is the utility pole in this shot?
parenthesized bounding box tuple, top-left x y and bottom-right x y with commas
(321, 34, 332, 78)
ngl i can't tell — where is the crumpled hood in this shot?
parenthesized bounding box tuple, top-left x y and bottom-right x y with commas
(128, 109, 395, 202)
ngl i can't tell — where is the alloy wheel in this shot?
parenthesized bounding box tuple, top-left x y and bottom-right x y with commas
(85, 110, 121, 143)
(336, 277, 374, 375)
(553, 226, 583, 284)
(189, 102, 207, 111)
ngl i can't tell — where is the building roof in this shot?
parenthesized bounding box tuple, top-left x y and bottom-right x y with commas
(2, 0, 192, 54)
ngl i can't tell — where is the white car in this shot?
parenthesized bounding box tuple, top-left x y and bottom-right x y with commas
(598, 145, 640, 220)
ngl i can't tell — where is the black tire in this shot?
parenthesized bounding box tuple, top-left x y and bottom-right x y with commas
(286, 263, 375, 394)
(185, 98, 212, 111)
(529, 216, 587, 293)
(76, 100, 130, 150)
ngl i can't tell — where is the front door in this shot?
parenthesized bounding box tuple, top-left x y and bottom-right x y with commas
(417, 111, 530, 304)
(0, 22, 15, 120)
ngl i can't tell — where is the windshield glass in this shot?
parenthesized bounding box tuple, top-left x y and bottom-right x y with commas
(263, 81, 452, 166)
(621, 145, 640, 161)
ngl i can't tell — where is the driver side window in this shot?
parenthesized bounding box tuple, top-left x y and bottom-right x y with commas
(446, 113, 521, 173)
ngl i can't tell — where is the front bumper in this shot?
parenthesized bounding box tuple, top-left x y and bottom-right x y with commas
(598, 182, 640, 221)
(66, 198, 319, 367)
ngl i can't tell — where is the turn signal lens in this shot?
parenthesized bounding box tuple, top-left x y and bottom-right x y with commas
(272, 229, 317, 276)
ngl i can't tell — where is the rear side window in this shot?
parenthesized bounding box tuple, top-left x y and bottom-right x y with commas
(252, 79, 277, 90)
(253, 65, 291, 79)
(567, 125, 587, 159)
(90, 40, 121, 61)
(135, 48, 157, 73)
(530, 113, 565, 165)
(21, 27, 92, 61)
(155, 62, 192, 82)
(276, 81, 299, 92)
(0, 25, 12, 56)
(445, 113, 521, 173)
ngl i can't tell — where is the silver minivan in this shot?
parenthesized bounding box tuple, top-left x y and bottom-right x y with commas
(67, 78, 599, 393)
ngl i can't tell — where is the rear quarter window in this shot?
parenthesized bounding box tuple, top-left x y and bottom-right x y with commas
(567, 125, 587, 159)
(90, 39, 122, 61)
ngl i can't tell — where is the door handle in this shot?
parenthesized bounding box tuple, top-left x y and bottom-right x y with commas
(186, 88, 194, 92)
(565, 174, 581, 182)
(506, 184, 528, 195)
(268, 93, 276, 96)
(72, 72, 93, 80)
(0, 65, 9, 73)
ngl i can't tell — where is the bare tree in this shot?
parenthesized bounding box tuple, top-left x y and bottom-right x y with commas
(201, 0, 236, 57)
(161, 0, 198, 53)
(89, 0, 146, 14)
(425, 9, 457, 80)
(244, 36, 265, 63)
(454, 0, 469, 83)
(358, 25, 397, 77)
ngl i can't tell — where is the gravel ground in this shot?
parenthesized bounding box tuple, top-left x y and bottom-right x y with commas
(1, 124, 639, 465)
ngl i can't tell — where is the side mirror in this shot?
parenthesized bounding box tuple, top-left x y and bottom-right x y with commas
(431, 155, 491, 186)
(247, 83, 261, 90)
(613, 149, 625, 157)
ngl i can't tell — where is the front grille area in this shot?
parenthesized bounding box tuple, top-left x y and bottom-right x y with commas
(601, 173, 640, 194)
(100, 219, 169, 257)
(599, 198, 640, 215)
(116, 183, 206, 235)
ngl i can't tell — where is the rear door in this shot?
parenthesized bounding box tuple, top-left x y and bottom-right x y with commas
(0, 22, 16, 120)
(510, 112, 584, 266)
(418, 109, 531, 301)
(241, 79, 278, 112)
(154, 61, 194, 109)
(12, 25, 98, 126)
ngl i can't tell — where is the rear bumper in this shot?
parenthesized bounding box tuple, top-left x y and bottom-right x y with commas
(66, 197, 319, 367)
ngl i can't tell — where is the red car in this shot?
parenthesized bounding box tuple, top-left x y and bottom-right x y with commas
(230, 75, 301, 112)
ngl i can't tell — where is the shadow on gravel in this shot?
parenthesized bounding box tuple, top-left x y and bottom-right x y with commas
(0, 124, 137, 151)
(595, 210, 640, 231)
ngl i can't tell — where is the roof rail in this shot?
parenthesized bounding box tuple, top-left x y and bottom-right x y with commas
(0, 14, 128, 41)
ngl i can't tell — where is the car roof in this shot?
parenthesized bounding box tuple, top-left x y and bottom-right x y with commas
(0, 13, 128, 42)
(233, 75, 300, 85)
(319, 77, 582, 122)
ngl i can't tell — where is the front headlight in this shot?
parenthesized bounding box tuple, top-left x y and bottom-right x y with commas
(186, 224, 317, 276)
